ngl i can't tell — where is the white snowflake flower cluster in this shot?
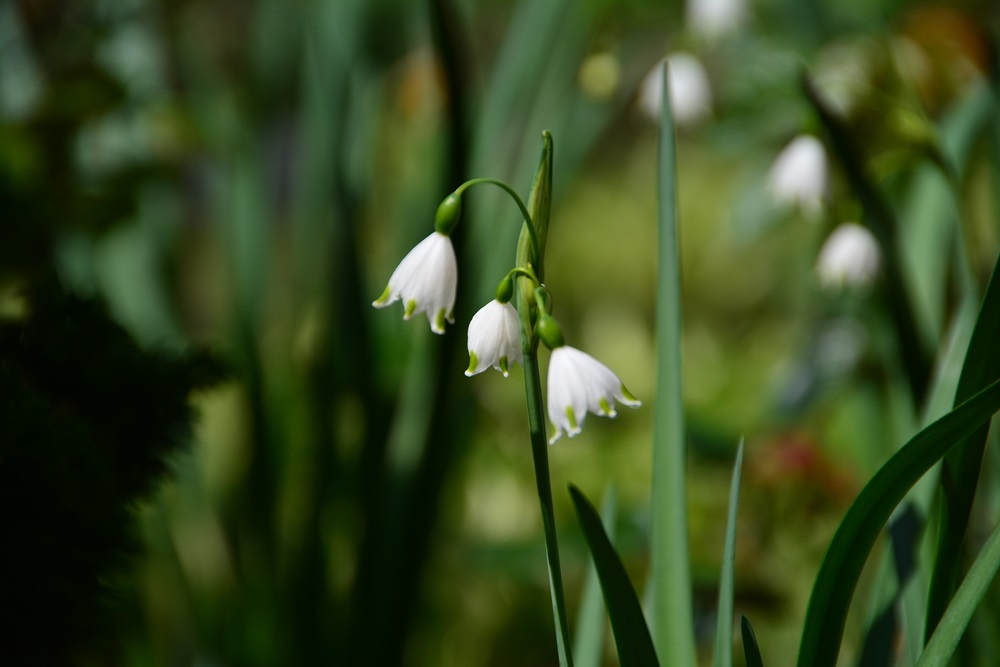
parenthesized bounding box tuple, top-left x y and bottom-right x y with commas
(373, 185, 640, 444)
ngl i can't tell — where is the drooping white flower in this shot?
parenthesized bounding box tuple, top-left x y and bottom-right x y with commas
(546, 346, 641, 444)
(686, 0, 748, 42)
(816, 222, 880, 289)
(767, 135, 829, 218)
(638, 53, 712, 127)
(466, 300, 522, 377)
(372, 231, 457, 334)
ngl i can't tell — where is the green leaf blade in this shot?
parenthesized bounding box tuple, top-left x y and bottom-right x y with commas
(919, 518, 1000, 667)
(741, 615, 764, 667)
(713, 440, 745, 667)
(796, 377, 1000, 667)
(650, 57, 696, 667)
(569, 485, 660, 667)
(927, 253, 1000, 638)
(573, 486, 618, 667)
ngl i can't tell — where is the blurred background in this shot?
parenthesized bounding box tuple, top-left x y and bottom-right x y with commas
(1, 0, 999, 665)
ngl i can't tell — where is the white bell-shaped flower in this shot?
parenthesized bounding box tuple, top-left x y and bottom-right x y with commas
(816, 222, 880, 290)
(372, 231, 457, 334)
(466, 300, 522, 377)
(638, 53, 712, 127)
(687, 0, 748, 42)
(546, 346, 641, 444)
(767, 135, 829, 218)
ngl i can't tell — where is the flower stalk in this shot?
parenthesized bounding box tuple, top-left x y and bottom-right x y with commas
(516, 131, 574, 667)
(372, 130, 638, 667)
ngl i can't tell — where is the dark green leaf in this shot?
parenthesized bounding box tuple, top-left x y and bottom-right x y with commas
(569, 485, 659, 667)
(796, 377, 1000, 667)
(926, 204, 1000, 640)
(741, 616, 764, 667)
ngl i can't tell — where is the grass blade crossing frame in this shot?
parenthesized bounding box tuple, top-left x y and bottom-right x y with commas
(795, 377, 1000, 667)
(714, 440, 745, 667)
(570, 485, 660, 667)
(918, 519, 1000, 667)
(650, 58, 696, 667)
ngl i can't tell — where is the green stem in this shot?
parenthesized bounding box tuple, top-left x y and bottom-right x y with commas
(456, 177, 539, 263)
(522, 342, 574, 667)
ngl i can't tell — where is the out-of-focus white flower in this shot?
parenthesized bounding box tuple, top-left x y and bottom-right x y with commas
(466, 300, 522, 377)
(767, 135, 829, 218)
(638, 52, 712, 127)
(372, 231, 457, 334)
(816, 222, 880, 289)
(686, 0, 748, 42)
(546, 346, 641, 444)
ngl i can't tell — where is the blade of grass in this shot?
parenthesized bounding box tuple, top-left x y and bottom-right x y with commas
(573, 486, 618, 667)
(713, 439, 744, 667)
(795, 376, 1000, 667)
(925, 159, 1000, 642)
(857, 284, 982, 666)
(918, 519, 1000, 667)
(570, 485, 660, 667)
(650, 59, 695, 667)
(741, 616, 764, 667)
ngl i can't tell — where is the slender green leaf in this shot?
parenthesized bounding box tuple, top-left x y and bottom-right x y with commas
(926, 180, 1000, 642)
(741, 616, 764, 667)
(573, 486, 618, 667)
(650, 58, 696, 667)
(713, 439, 744, 667)
(569, 485, 659, 667)
(860, 294, 981, 666)
(918, 519, 1000, 667)
(796, 377, 1000, 667)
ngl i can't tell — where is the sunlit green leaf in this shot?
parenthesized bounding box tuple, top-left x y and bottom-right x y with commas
(713, 439, 744, 667)
(650, 58, 696, 667)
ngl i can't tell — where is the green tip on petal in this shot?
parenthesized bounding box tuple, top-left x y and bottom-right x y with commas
(565, 406, 578, 430)
(465, 352, 479, 377)
(433, 309, 447, 334)
(619, 384, 641, 406)
(599, 397, 614, 416)
(373, 284, 392, 307)
(404, 299, 417, 319)
(499, 356, 509, 377)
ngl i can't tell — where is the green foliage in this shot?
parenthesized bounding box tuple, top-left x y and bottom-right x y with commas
(3, 0, 1000, 665)
(650, 59, 696, 667)
(714, 440, 745, 667)
(918, 519, 1000, 667)
(796, 377, 1000, 667)
(741, 616, 764, 667)
(570, 485, 660, 667)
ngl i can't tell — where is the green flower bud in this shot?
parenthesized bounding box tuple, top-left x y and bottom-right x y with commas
(496, 275, 514, 304)
(536, 313, 564, 349)
(434, 193, 462, 235)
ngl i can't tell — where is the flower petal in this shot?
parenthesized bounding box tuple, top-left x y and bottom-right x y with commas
(546, 345, 641, 444)
(466, 300, 521, 377)
(372, 232, 457, 334)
